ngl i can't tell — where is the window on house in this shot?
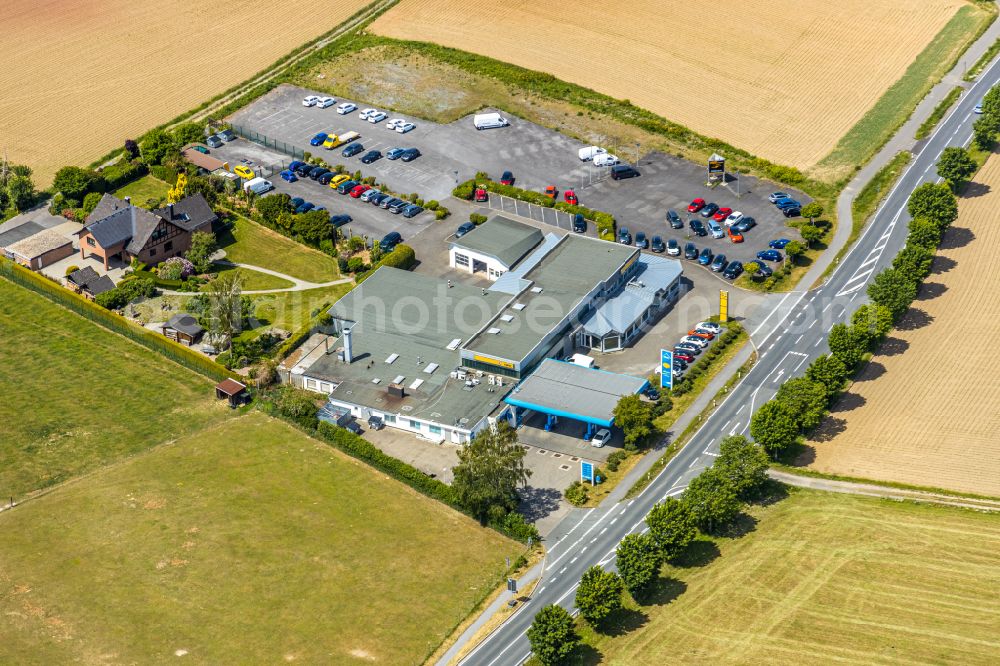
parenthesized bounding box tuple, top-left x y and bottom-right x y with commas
(409, 420, 421, 430)
(86, 237, 96, 247)
(454, 253, 469, 267)
(164, 241, 173, 252)
(149, 248, 156, 257)
(383, 414, 396, 424)
(429, 425, 442, 435)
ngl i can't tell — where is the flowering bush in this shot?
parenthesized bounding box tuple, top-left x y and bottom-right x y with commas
(157, 256, 194, 281)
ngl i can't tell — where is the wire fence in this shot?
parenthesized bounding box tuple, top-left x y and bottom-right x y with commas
(231, 125, 306, 160)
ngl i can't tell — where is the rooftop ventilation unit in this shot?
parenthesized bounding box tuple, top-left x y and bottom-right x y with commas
(371, 377, 381, 384)
(385, 353, 399, 364)
(393, 375, 405, 384)
(387, 384, 405, 398)
(408, 378, 424, 390)
(530, 287, 543, 294)
(500, 314, 514, 323)
(512, 303, 526, 310)
(423, 363, 439, 374)
(446, 338, 462, 350)
(487, 327, 501, 335)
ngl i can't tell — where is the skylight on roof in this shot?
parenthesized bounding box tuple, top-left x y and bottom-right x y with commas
(409, 378, 424, 390)
(530, 286, 543, 293)
(371, 378, 381, 384)
(423, 363, 439, 374)
(393, 375, 405, 384)
(512, 303, 526, 310)
(500, 314, 514, 323)
(446, 338, 462, 350)
(385, 353, 399, 364)
(487, 327, 501, 335)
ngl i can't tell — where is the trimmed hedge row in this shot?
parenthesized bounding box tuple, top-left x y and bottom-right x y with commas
(356, 243, 416, 283)
(0, 258, 235, 382)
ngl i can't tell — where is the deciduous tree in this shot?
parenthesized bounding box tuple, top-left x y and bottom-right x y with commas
(850, 304, 894, 344)
(681, 468, 742, 533)
(52, 165, 100, 201)
(256, 193, 291, 226)
(646, 497, 696, 560)
(714, 435, 770, 500)
(613, 394, 654, 451)
(294, 210, 334, 245)
(936, 147, 977, 190)
(800, 201, 824, 225)
(784, 240, 806, 263)
(185, 231, 218, 274)
(867, 268, 918, 321)
(907, 182, 958, 229)
(527, 604, 578, 666)
(775, 377, 829, 431)
(140, 129, 176, 166)
(827, 322, 866, 370)
(205, 270, 244, 350)
(799, 224, 823, 247)
(575, 566, 624, 625)
(452, 422, 531, 521)
(806, 354, 849, 399)
(749, 400, 800, 456)
(615, 533, 662, 598)
(906, 216, 942, 249)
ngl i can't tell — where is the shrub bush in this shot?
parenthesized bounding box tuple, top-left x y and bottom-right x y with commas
(64, 264, 80, 276)
(605, 450, 629, 472)
(565, 480, 589, 506)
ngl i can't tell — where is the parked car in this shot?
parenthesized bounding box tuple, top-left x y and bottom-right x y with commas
(681, 335, 709, 349)
(713, 207, 733, 223)
(302, 95, 320, 107)
(342, 143, 364, 157)
(316, 96, 336, 108)
(500, 171, 515, 186)
(975, 103, 983, 114)
(687, 198, 706, 213)
(329, 214, 352, 228)
(400, 148, 421, 162)
(380, 231, 402, 252)
(295, 162, 315, 177)
(594, 153, 620, 167)
(782, 206, 801, 218)
(318, 172, 335, 185)
(689, 218, 707, 237)
(381, 197, 403, 209)
(279, 169, 297, 182)
(397, 122, 416, 133)
(643, 386, 661, 401)
(672, 350, 696, 363)
(727, 226, 744, 243)
(349, 184, 371, 198)
(700, 202, 719, 218)
(591, 428, 612, 448)
(361, 150, 382, 164)
(564, 189, 578, 206)
(724, 210, 743, 227)
(675, 341, 701, 354)
(328, 173, 350, 188)
(688, 329, 715, 340)
(768, 192, 789, 203)
(290, 197, 304, 209)
(684, 242, 698, 259)
(288, 160, 305, 172)
(233, 165, 255, 179)
(402, 204, 424, 218)
(707, 219, 724, 239)
(572, 214, 586, 233)
(369, 193, 389, 206)
(336, 180, 359, 194)
(295, 201, 315, 214)
(667, 209, 683, 229)
(386, 147, 406, 160)
(206, 135, 223, 148)
(358, 108, 376, 120)
(337, 102, 357, 115)
(757, 249, 783, 262)
(733, 217, 756, 233)
(308, 167, 331, 181)
(474, 187, 488, 202)
(388, 199, 410, 214)
(368, 111, 388, 124)
(544, 185, 558, 199)
(219, 129, 235, 142)
(360, 189, 381, 202)
(755, 263, 773, 278)
(667, 239, 680, 256)
(774, 197, 801, 209)
(698, 247, 713, 265)
(651, 236, 665, 253)
(610, 164, 639, 180)
(578, 146, 607, 161)
(618, 227, 632, 244)
(310, 132, 329, 146)
(723, 261, 744, 280)
(386, 118, 404, 130)
(769, 238, 791, 249)
(455, 222, 476, 238)
(635, 231, 649, 249)
(695, 322, 722, 335)
(710, 254, 727, 272)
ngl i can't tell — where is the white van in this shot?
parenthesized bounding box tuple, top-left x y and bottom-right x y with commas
(593, 153, 620, 167)
(578, 146, 606, 161)
(473, 112, 509, 130)
(243, 177, 273, 195)
(568, 353, 596, 369)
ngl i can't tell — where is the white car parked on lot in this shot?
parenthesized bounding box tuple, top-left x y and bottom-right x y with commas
(358, 107, 376, 120)
(578, 145, 606, 161)
(368, 111, 388, 123)
(591, 428, 612, 448)
(694, 321, 722, 335)
(386, 118, 405, 130)
(316, 96, 336, 108)
(302, 95, 320, 107)
(725, 211, 744, 227)
(594, 153, 620, 167)
(396, 122, 416, 133)
(337, 102, 357, 115)
(681, 335, 709, 349)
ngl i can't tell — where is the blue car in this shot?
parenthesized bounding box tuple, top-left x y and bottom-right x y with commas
(288, 160, 306, 172)
(386, 148, 406, 160)
(774, 197, 801, 209)
(342, 143, 364, 158)
(710, 254, 727, 272)
(698, 247, 713, 265)
(279, 169, 298, 182)
(455, 222, 476, 238)
(329, 214, 352, 228)
(757, 249, 783, 262)
(295, 201, 315, 214)
(635, 231, 648, 249)
(769, 238, 791, 249)
(618, 227, 631, 244)
(290, 197, 304, 209)
(310, 132, 328, 147)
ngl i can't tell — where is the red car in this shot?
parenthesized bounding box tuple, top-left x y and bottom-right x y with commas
(500, 170, 515, 186)
(474, 186, 488, 202)
(673, 351, 695, 363)
(687, 197, 706, 213)
(544, 185, 558, 199)
(349, 184, 371, 198)
(688, 330, 714, 340)
(727, 226, 744, 243)
(713, 207, 733, 223)
(564, 189, 578, 206)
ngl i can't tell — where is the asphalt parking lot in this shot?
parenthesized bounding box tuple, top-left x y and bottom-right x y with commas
(211, 138, 435, 242)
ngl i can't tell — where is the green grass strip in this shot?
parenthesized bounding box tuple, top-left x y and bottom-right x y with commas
(915, 86, 964, 139)
(964, 35, 1000, 81)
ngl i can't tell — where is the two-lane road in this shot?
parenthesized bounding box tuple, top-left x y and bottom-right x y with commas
(461, 57, 1000, 666)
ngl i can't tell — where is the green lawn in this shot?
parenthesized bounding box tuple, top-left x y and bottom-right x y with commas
(206, 264, 295, 291)
(215, 212, 342, 283)
(567, 490, 1000, 665)
(113, 174, 170, 208)
(0, 413, 521, 664)
(0, 279, 231, 499)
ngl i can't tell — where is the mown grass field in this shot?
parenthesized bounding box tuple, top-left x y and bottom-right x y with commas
(0, 278, 231, 499)
(0, 413, 521, 664)
(216, 212, 342, 283)
(206, 264, 295, 291)
(113, 174, 171, 207)
(574, 489, 1000, 665)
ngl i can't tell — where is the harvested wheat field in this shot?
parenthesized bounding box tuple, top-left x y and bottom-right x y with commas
(804, 154, 1000, 497)
(371, 0, 967, 170)
(1, 0, 370, 185)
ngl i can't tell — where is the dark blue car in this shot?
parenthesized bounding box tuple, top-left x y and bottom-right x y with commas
(635, 231, 648, 249)
(769, 238, 791, 249)
(756, 249, 783, 262)
(698, 247, 713, 265)
(310, 132, 328, 147)
(295, 201, 315, 214)
(342, 143, 364, 158)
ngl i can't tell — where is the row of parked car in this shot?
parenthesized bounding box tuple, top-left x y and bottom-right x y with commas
(669, 321, 724, 377)
(204, 128, 236, 149)
(275, 159, 425, 224)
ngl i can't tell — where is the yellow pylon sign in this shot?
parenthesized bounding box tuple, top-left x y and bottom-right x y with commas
(720, 290, 729, 323)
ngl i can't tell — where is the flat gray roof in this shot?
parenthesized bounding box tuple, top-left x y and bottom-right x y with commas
(0, 221, 45, 249)
(451, 215, 543, 267)
(505, 359, 648, 426)
(464, 235, 637, 363)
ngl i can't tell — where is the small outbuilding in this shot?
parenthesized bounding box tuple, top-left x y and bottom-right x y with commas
(162, 313, 205, 346)
(66, 266, 116, 299)
(215, 378, 248, 407)
(4, 229, 74, 269)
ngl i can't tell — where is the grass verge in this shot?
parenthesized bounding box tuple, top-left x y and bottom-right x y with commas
(964, 35, 1000, 81)
(205, 264, 295, 291)
(0, 278, 232, 500)
(915, 86, 964, 139)
(0, 413, 521, 664)
(813, 2, 995, 181)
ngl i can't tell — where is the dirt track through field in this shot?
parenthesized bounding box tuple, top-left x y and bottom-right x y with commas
(371, 0, 963, 169)
(803, 153, 1000, 497)
(0, 0, 370, 185)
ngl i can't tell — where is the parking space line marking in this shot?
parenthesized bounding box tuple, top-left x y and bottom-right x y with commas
(814, 337, 824, 347)
(822, 301, 834, 313)
(795, 334, 804, 344)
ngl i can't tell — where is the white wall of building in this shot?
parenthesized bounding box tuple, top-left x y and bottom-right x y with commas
(449, 247, 507, 281)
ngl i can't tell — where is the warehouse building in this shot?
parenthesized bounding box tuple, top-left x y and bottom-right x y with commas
(449, 215, 543, 280)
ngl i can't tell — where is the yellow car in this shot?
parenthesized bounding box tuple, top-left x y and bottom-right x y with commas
(322, 134, 340, 149)
(233, 165, 255, 180)
(329, 174, 350, 188)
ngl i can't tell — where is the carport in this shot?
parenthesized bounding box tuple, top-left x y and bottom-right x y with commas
(504, 359, 648, 440)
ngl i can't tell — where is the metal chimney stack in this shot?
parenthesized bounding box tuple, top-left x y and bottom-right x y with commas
(342, 326, 354, 364)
